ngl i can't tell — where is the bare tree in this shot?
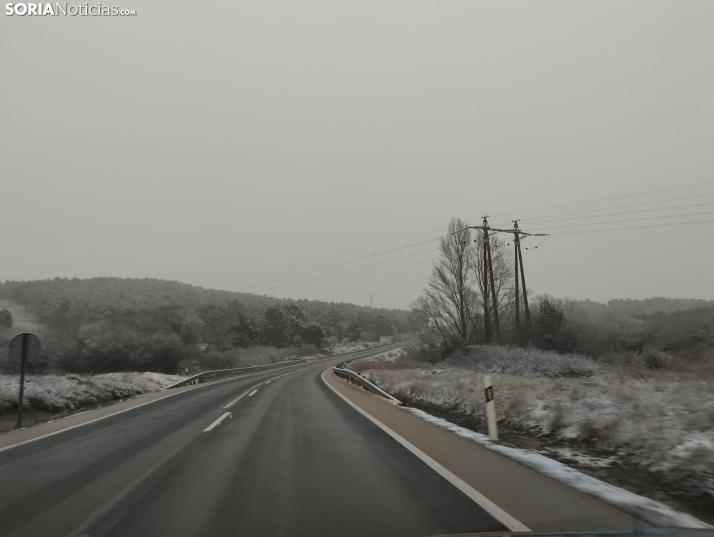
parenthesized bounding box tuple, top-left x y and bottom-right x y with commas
(412, 218, 480, 350)
(413, 219, 517, 350)
(473, 233, 515, 342)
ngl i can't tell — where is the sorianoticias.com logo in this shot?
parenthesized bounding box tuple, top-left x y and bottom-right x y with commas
(5, 3, 136, 16)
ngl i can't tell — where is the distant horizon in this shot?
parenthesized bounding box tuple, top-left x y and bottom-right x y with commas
(3, 275, 713, 311)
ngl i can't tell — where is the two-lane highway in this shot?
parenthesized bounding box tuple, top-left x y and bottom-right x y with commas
(0, 348, 507, 537)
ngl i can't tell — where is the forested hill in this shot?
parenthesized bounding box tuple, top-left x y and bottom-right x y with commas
(0, 278, 412, 330)
(605, 297, 714, 317)
(0, 278, 416, 374)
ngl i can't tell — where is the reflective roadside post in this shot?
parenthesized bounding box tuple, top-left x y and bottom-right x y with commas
(8, 332, 41, 429)
(484, 375, 498, 441)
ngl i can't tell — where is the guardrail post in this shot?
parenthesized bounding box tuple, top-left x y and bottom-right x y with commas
(484, 375, 498, 441)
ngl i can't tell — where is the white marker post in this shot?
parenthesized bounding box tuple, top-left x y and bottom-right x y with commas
(483, 375, 498, 441)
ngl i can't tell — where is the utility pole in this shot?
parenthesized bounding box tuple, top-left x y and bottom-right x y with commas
(484, 217, 501, 345)
(458, 220, 547, 347)
(470, 217, 501, 345)
(491, 221, 548, 347)
(513, 222, 533, 346)
(482, 218, 491, 344)
(513, 221, 521, 345)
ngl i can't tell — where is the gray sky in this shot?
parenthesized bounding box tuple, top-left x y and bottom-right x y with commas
(2, 1, 713, 309)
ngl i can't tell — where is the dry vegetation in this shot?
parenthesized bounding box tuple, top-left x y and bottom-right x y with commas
(0, 372, 182, 433)
(356, 344, 714, 513)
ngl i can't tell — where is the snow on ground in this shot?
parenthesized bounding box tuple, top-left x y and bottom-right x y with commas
(362, 367, 714, 498)
(539, 447, 616, 469)
(0, 372, 182, 416)
(405, 407, 712, 529)
(359, 345, 714, 522)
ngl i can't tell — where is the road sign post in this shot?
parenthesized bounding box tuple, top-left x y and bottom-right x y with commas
(484, 375, 498, 441)
(8, 332, 41, 429)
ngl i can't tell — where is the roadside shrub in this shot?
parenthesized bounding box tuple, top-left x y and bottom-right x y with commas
(437, 345, 599, 378)
(404, 344, 442, 364)
(643, 349, 672, 371)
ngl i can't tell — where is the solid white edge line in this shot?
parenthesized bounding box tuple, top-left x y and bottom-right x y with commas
(0, 363, 308, 454)
(203, 412, 232, 433)
(321, 368, 530, 533)
(0, 349, 388, 454)
(248, 390, 258, 397)
(0, 383, 207, 454)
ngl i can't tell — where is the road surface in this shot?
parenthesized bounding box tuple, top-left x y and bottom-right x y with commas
(0, 346, 641, 536)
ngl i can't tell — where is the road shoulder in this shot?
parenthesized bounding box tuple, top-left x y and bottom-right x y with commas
(322, 367, 644, 533)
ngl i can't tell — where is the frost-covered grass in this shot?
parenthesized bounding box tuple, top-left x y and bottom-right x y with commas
(350, 348, 412, 372)
(360, 345, 714, 518)
(0, 372, 181, 417)
(328, 338, 404, 356)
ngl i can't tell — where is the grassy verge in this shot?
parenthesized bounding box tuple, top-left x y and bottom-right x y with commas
(354, 344, 714, 523)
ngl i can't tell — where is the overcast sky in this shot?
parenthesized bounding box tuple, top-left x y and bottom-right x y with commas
(1, 1, 713, 309)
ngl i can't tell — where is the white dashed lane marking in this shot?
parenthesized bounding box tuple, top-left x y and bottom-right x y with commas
(204, 412, 232, 433)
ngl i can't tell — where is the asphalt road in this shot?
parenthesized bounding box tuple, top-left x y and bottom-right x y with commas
(0, 347, 507, 537)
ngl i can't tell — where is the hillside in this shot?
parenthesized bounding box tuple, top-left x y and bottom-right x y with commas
(0, 278, 413, 327)
(0, 278, 417, 374)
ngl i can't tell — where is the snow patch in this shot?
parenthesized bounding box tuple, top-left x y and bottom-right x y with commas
(540, 447, 616, 469)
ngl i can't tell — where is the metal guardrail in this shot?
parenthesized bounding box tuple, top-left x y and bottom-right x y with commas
(165, 340, 413, 394)
(165, 357, 303, 390)
(333, 367, 402, 404)
(335, 340, 413, 369)
(333, 341, 412, 404)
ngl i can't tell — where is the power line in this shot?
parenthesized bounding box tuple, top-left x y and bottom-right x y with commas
(203, 181, 713, 288)
(232, 208, 710, 295)
(201, 226, 444, 286)
(505, 201, 714, 227)
(262, 217, 714, 297)
(249, 249, 437, 294)
(275, 258, 436, 296)
(537, 210, 714, 230)
(551, 218, 714, 235)
(489, 180, 714, 219)
(507, 192, 714, 226)
(266, 218, 714, 297)
(233, 237, 441, 292)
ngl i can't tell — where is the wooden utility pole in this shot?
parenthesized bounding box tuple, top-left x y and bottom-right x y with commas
(513, 222, 533, 346)
(485, 219, 501, 345)
(476, 217, 501, 345)
(482, 218, 491, 344)
(460, 220, 546, 347)
(513, 222, 521, 345)
(490, 221, 547, 346)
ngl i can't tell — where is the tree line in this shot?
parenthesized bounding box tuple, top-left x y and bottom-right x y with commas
(412, 218, 714, 359)
(0, 278, 417, 374)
